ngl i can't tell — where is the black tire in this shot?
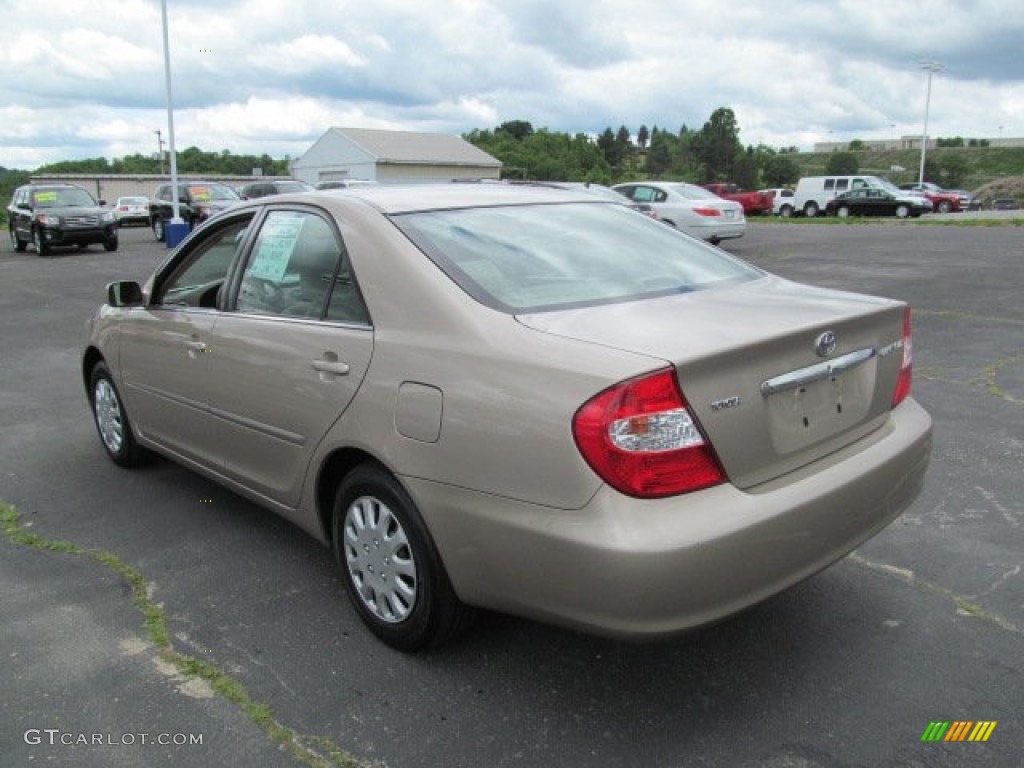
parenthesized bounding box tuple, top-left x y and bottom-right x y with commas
(10, 227, 28, 252)
(895, 204, 910, 219)
(937, 200, 952, 213)
(32, 228, 50, 255)
(804, 202, 819, 218)
(779, 204, 793, 218)
(89, 362, 152, 468)
(332, 464, 474, 651)
(104, 237, 118, 252)
(153, 217, 166, 242)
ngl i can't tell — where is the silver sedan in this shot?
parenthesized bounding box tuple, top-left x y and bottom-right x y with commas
(83, 184, 931, 650)
(613, 180, 746, 243)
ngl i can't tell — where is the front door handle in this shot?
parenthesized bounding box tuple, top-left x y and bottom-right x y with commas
(185, 339, 207, 359)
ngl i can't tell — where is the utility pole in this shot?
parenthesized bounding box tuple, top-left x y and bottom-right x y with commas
(918, 60, 943, 186)
(154, 129, 165, 175)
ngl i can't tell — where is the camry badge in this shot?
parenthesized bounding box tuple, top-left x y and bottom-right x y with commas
(815, 331, 838, 358)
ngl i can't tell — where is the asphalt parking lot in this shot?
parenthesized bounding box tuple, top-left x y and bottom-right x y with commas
(1, 220, 1021, 767)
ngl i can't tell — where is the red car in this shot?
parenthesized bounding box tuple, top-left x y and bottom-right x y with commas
(703, 183, 774, 216)
(898, 183, 961, 213)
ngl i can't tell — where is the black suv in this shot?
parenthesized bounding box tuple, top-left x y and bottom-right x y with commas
(7, 183, 118, 255)
(149, 181, 241, 241)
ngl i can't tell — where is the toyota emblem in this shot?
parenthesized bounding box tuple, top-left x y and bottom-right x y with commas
(815, 331, 838, 357)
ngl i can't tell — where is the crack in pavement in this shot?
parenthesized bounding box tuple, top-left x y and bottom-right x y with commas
(849, 553, 1022, 636)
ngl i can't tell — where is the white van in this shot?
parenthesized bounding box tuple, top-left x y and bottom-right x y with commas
(792, 175, 893, 217)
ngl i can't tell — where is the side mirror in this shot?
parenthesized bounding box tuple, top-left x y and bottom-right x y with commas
(98, 199, 107, 206)
(107, 281, 144, 307)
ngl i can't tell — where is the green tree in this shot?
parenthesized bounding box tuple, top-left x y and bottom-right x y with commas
(646, 128, 674, 176)
(596, 127, 616, 166)
(761, 151, 801, 187)
(825, 151, 859, 175)
(733, 147, 759, 190)
(939, 153, 970, 188)
(497, 120, 534, 141)
(691, 107, 742, 182)
(636, 125, 649, 151)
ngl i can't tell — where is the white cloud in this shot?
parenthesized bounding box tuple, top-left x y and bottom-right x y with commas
(1, 0, 1022, 169)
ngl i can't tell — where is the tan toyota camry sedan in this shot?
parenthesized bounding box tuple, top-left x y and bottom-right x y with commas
(83, 184, 932, 650)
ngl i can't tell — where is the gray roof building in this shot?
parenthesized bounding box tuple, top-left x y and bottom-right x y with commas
(293, 127, 502, 185)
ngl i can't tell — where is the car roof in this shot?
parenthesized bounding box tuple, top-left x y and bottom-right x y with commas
(306, 183, 611, 214)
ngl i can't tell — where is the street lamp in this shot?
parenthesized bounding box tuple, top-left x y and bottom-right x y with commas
(154, 129, 165, 175)
(918, 59, 943, 185)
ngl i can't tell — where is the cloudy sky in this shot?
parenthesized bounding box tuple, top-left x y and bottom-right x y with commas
(2, 0, 1023, 170)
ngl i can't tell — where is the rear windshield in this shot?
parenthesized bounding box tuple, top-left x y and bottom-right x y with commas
(394, 202, 760, 313)
(666, 184, 719, 201)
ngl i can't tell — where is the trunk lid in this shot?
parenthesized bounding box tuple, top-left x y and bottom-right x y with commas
(517, 275, 908, 489)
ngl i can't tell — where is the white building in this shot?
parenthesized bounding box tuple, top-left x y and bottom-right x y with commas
(293, 127, 502, 185)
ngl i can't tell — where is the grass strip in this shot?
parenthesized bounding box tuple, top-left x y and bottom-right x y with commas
(1, 502, 368, 768)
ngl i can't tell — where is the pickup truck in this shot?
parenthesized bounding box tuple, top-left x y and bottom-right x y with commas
(702, 183, 774, 216)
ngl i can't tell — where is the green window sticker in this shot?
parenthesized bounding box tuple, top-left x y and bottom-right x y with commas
(188, 186, 213, 203)
(248, 213, 306, 282)
(33, 191, 58, 204)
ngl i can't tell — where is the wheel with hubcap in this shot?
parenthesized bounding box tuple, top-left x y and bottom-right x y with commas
(937, 200, 952, 213)
(837, 206, 851, 218)
(804, 202, 819, 218)
(153, 217, 165, 242)
(332, 464, 474, 650)
(779, 204, 793, 218)
(10, 227, 28, 252)
(895, 204, 910, 219)
(89, 362, 152, 467)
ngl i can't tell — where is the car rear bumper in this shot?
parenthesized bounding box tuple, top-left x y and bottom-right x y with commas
(410, 397, 932, 639)
(683, 219, 746, 241)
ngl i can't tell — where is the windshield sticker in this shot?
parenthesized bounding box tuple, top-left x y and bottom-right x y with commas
(33, 191, 58, 203)
(248, 215, 305, 282)
(188, 186, 212, 202)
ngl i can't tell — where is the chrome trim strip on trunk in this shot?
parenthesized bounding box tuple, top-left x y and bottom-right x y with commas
(760, 347, 877, 395)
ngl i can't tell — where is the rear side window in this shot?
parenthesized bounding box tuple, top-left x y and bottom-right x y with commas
(395, 202, 760, 313)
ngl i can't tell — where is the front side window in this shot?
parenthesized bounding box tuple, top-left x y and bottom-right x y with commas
(154, 215, 254, 307)
(396, 202, 760, 313)
(235, 210, 369, 323)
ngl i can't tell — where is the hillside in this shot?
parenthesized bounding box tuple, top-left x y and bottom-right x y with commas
(790, 146, 1024, 200)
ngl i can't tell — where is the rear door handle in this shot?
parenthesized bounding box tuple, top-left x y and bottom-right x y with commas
(312, 357, 350, 376)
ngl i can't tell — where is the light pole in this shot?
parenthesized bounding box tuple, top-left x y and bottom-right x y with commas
(154, 129, 165, 175)
(918, 59, 943, 185)
(160, 0, 186, 246)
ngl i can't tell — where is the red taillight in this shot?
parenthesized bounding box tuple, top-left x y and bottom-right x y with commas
(891, 306, 913, 407)
(572, 369, 725, 498)
(692, 207, 721, 217)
